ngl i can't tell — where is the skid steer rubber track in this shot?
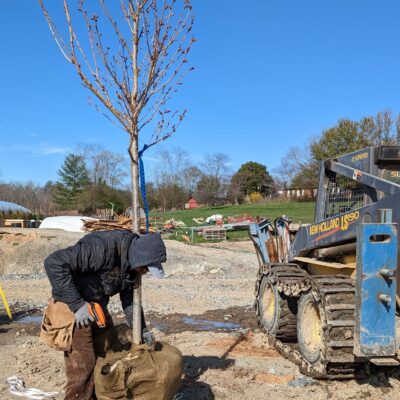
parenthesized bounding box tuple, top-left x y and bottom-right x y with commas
(255, 264, 364, 379)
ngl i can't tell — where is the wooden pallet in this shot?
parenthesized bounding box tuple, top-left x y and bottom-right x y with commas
(202, 227, 227, 240)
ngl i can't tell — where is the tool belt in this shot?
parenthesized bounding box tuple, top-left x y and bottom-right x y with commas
(39, 299, 75, 351)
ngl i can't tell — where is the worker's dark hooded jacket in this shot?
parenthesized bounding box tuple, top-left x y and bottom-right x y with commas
(44, 231, 166, 318)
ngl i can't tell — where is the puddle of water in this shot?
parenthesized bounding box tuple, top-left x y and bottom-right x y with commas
(16, 315, 42, 324)
(182, 317, 241, 331)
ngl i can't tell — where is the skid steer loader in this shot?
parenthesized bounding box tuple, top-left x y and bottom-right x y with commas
(250, 146, 400, 378)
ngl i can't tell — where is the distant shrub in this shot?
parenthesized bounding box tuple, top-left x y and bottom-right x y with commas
(248, 192, 263, 203)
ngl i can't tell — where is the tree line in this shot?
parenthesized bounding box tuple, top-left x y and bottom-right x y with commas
(0, 145, 275, 217)
(2, 108, 400, 217)
(274, 109, 400, 188)
(146, 149, 275, 210)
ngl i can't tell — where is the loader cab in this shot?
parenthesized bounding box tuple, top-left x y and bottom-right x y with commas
(314, 145, 400, 223)
(376, 146, 400, 186)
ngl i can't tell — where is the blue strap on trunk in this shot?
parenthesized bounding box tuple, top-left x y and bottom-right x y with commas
(138, 144, 153, 233)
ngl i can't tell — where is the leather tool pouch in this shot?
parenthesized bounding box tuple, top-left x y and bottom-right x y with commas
(39, 299, 75, 351)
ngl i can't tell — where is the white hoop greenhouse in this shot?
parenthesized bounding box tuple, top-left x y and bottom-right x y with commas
(0, 201, 32, 214)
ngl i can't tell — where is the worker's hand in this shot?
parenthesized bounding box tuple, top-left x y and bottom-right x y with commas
(74, 302, 95, 328)
(142, 328, 155, 346)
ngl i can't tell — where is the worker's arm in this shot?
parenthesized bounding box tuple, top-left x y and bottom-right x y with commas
(44, 247, 86, 313)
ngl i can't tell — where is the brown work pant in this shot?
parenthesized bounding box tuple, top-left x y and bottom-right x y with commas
(64, 325, 97, 400)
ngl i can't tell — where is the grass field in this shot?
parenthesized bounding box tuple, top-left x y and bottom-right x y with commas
(151, 200, 315, 233)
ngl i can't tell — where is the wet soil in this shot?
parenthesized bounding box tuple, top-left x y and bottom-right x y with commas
(147, 306, 258, 334)
(0, 310, 42, 346)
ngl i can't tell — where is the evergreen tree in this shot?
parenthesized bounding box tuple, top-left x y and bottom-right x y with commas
(54, 154, 89, 209)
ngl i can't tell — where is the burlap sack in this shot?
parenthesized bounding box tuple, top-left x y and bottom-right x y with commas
(94, 327, 183, 400)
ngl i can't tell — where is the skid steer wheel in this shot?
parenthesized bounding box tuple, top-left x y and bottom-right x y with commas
(297, 291, 324, 364)
(257, 276, 297, 340)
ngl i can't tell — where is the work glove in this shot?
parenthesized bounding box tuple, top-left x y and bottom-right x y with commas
(74, 302, 94, 328)
(142, 328, 155, 346)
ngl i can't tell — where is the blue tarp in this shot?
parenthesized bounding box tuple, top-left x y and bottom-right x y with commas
(0, 201, 31, 214)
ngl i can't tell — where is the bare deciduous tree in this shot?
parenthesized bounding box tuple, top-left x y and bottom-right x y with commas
(39, 0, 195, 231)
(39, 0, 195, 344)
(154, 147, 191, 210)
(77, 143, 128, 188)
(196, 153, 231, 205)
(396, 114, 400, 144)
(375, 109, 393, 144)
(273, 145, 312, 188)
(201, 153, 230, 182)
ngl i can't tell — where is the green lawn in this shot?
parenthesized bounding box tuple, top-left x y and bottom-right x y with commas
(151, 201, 315, 227)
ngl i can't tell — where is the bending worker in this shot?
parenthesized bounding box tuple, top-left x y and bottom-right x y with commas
(44, 230, 166, 400)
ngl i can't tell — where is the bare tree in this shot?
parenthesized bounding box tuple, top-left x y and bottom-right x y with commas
(273, 145, 312, 188)
(154, 147, 191, 210)
(39, 0, 195, 231)
(201, 153, 230, 181)
(155, 147, 189, 186)
(77, 143, 128, 188)
(39, 0, 195, 344)
(396, 114, 400, 144)
(182, 165, 202, 194)
(375, 109, 393, 144)
(196, 153, 231, 205)
(228, 171, 249, 204)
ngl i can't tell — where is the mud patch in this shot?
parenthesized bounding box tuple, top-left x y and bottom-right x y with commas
(0, 309, 42, 345)
(206, 332, 279, 358)
(147, 306, 258, 334)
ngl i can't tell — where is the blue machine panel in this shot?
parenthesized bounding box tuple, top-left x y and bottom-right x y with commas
(354, 223, 398, 357)
(249, 221, 270, 264)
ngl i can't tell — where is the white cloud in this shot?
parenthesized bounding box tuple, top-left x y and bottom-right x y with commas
(37, 144, 71, 155)
(13, 142, 71, 157)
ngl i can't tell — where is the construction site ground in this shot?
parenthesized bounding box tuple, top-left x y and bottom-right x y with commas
(1, 228, 400, 400)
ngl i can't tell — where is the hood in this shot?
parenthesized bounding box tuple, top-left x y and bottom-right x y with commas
(128, 233, 167, 270)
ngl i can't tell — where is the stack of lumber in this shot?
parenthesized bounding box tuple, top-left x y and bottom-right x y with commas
(83, 217, 157, 233)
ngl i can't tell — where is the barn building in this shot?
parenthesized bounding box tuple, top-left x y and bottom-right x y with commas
(185, 197, 199, 209)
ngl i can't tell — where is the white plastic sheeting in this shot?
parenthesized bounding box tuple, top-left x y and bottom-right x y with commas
(39, 216, 97, 232)
(205, 214, 224, 224)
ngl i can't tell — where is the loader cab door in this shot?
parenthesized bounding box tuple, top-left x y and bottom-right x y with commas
(375, 146, 400, 199)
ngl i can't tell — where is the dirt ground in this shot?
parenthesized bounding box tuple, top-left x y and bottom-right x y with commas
(1, 228, 400, 400)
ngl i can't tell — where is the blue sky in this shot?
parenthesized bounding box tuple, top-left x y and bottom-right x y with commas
(1, 1, 400, 185)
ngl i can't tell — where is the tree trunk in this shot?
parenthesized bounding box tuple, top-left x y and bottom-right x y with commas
(129, 134, 142, 345)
